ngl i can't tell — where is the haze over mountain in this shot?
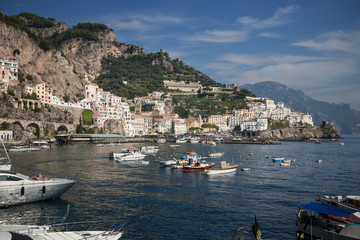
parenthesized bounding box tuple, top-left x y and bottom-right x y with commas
(242, 81, 360, 134)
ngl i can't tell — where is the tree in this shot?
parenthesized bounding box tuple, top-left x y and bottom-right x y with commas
(13, 49, 20, 56)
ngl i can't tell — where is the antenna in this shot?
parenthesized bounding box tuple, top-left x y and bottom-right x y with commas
(1, 139, 11, 164)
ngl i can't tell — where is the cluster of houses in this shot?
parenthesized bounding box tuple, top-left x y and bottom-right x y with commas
(1, 57, 313, 137)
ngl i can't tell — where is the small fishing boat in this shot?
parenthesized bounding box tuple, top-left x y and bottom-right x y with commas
(176, 138, 187, 143)
(280, 162, 290, 167)
(241, 168, 251, 171)
(316, 159, 323, 163)
(208, 152, 225, 158)
(0, 171, 76, 207)
(273, 157, 285, 162)
(141, 145, 159, 155)
(159, 152, 196, 167)
(169, 145, 180, 149)
(157, 138, 166, 143)
(316, 195, 360, 210)
(339, 142, 345, 145)
(281, 159, 292, 164)
(203, 161, 238, 175)
(296, 202, 360, 240)
(190, 137, 200, 143)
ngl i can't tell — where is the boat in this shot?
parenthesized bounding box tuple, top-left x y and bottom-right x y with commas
(208, 152, 225, 158)
(190, 137, 200, 143)
(109, 147, 147, 161)
(339, 142, 345, 145)
(330, 139, 339, 141)
(280, 162, 291, 167)
(317, 195, 360, 211)
(203, 161, 238, 175)
(158, 152, 195, 167)
(316, 159, 323, 163)
(182, 152, 214, 171)
(0, 171, 76, 207)
(169, 145, 180, 149)
(176, 138, 187, 143)
(0, 221, 123, 239)
(140, 145, 159, 155)
(157, 138, 166, 143)
(281, 159, 292, 164)
(201, 140, 216, 146)
(241, 168, 251, 171)
(32, 141, 50, 149)
(9, 146, 40, 152)
(273, 157, 285, 162)
(296, 202, 360, 240)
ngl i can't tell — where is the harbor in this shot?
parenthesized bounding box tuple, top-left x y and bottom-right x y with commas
(1, 135, 358, 239)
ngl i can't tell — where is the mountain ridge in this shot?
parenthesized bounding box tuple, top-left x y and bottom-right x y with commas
(242, 81, 360, 134)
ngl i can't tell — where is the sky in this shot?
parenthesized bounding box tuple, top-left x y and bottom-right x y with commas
(1, 0, 360, 110)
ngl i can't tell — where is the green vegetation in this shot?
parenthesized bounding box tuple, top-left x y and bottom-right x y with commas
(0, 122, 9, 130)
(174, 106, 190, 118)
(14, 121, 24, 130)
(201, 123, 219, 131)
(269, 120, 289, 129)
(171, 92, 249, 117)
(82, 109, 93, 125)
(0, 12, 109, 52)
(13, 49, 20, 56)
(95, 51, 221, 99)
(63, 95, 70, 102)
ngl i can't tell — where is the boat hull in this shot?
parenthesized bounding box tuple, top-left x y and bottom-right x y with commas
(203, 167, 237, 175)
(183, 164, 214, 172)
(0, 179, 76, 207)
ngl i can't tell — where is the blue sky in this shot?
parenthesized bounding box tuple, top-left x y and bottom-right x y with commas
(2, 0, 360, 110)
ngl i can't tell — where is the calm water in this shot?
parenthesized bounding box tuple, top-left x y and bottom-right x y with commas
(1, 136, 359, 239)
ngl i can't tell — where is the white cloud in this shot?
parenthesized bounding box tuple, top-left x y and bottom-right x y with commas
(100, 12, 182, 31)
(293, 31, 360, 53)
(237, 5, 299, 29)
(205, 53, 360, 109)
(219, 54, 331, 67)
(187, 30, 249, 43)
(257, 32, 281, 38)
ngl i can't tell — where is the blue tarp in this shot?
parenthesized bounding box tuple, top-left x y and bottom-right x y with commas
(300, 202, 357, 217)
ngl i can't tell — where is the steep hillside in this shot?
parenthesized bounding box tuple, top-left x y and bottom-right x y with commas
(0, 12, 143, 101)
(242, 81, 360, 134)
(95, 50, 221, 99)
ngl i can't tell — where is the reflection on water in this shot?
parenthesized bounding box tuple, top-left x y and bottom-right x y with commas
(1, 137, 360, 239)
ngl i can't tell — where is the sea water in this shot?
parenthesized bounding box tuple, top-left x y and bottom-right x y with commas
(1, 135, 359, 239)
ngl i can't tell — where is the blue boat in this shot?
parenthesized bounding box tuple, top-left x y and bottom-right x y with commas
(272, 157, 285, 162)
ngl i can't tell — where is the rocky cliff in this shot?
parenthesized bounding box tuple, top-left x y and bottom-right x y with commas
(0, 12, 144, 101)
(258, 121, 341, 141)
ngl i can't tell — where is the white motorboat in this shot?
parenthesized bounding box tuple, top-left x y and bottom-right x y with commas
(109, 147, 146, 161)
(203, 161, 238, 175)
(317, 195, 360, 211)
(9, 146, 40, 152)
(176, 138, 187, 143)
(208, 152, 224, 158)
(241, 168, 251, 171)
(140, 145, 159, 155)
(0, 221, 123, 240)
(0, 171, 76, 207)
(157, 138, 166, 143)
